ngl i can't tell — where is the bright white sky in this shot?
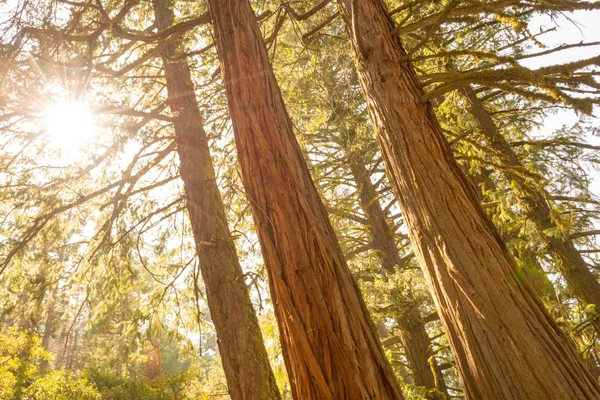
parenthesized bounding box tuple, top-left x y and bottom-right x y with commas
(525, 10, 600, 199)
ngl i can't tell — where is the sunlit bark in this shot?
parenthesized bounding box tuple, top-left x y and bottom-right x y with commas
(206, 1, 403, 398)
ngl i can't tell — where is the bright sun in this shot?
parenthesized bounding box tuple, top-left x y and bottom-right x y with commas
(43, 100, 97, 150)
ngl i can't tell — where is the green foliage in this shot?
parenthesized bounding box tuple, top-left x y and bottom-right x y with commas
(22, 370, 101, 400)
(402, 383, 445, 400)
(0, 328, 51, 399)
(0, 330, 202, 400)
(85, 369, 166, 400)
(0, 330, 98, 400)
(84, 369, 214, 400)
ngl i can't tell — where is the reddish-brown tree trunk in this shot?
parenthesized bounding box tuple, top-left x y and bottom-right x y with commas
(154, 1, 281, 398)
(207, 1, 403, 398)
(336, 0, 600, 398)
(144, 338, 163, 381)
(462, 164, 600, 374)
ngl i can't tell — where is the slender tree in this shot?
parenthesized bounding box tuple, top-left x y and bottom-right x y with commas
(335, 0, 600, 397)
(206, 0, 403, 398)
(349, 159, 448, 399)
(349, 160, 403, 273)
(460, 84, 600, 330)
(144, 336, 163, 381)
(154, 0, 281, 398)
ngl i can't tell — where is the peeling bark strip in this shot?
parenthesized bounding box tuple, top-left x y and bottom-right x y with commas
(154, 1, 281, 398)
(336, 0, 600, 398)
(207, 1, 403, 399)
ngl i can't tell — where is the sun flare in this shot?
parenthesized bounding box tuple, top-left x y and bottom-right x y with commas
(43, 100, 97, 150)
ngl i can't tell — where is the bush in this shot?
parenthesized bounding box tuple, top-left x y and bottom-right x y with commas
(0, 328, 51, 399)
(22, 370, 101, 400)
(84, 369, 172, 400)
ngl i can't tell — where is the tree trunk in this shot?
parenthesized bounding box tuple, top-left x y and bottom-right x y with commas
(41, 300, 55, 351)
(336, 1, 600, 398)
(349, 158, 448, 398)
(396, 314, 447, 399)
(206, 1, 403, 399)
(154, 1, 281, 398)
(349, 160, 403, 273)
(65, 321, 79, 370)
(144, 338, 163, 381)
(377, 321, 413, 384)
(40, 292, 57, 372)
(461, 84, 600, 330)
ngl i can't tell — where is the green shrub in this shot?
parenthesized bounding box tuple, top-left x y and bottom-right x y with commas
(84, 369, 171, 400)
(0, 328, 51, 399)
(22, 370, 101, 400)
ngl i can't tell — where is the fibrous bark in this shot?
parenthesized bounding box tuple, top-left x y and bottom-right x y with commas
(207, 1, 403, 398)
(144, 338, 163, 381)
(336, 0, 600, 398)
(154, 1, 281, 398)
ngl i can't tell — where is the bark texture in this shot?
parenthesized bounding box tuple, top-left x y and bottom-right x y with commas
(207, 1, 403, 399)
(463, 165, 557, 300)
(462, 85, 600, 329)
(155, 1, 281, 398)
(463, 164, 600, 376)
(337, 0, 600, 398)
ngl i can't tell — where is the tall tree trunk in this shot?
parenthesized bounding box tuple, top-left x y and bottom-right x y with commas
(144, 337, 163, 381)
(376, 321, 413, 384)
(396, 314, 447, 399)
(41, 300, 56, 351)
(349, 158, 448, 398)
(348, 160, 403, 273)
(154, 1, 281, 398)
(336, 1, 600, 398)
(65, 321, 79, 370)
(40, 291, 57, 372)
(460, 108, 600, 376)
(461, 84, 600, 330)
(206, 1, 403, 399)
